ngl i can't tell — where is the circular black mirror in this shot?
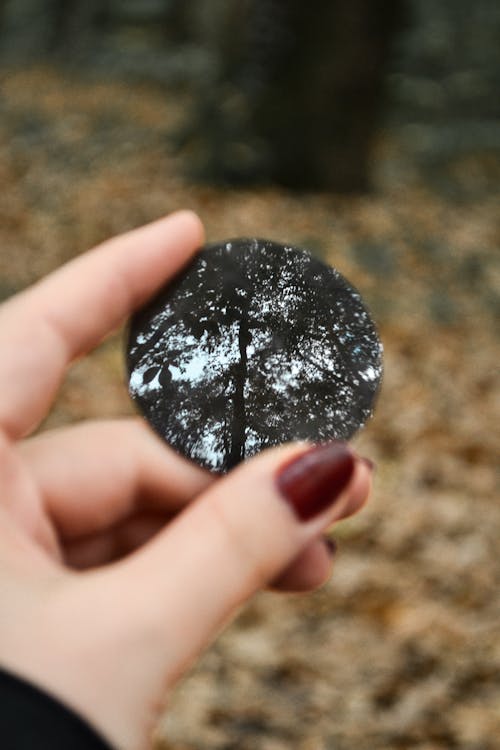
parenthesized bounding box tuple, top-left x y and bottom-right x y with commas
(126, 239, 383, 473)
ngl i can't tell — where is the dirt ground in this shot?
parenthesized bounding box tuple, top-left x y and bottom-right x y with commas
(0, 67, 499, 750)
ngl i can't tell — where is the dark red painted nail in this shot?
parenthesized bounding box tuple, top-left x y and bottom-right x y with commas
(276, 442, 355, 522)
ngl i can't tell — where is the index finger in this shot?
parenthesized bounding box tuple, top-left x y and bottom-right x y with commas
(0, 211, 204, 438)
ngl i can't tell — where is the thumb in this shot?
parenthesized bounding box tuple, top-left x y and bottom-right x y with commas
(114, 441, 372, 679)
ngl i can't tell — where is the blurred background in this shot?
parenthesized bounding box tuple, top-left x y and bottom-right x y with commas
(0, 1, 499, 748)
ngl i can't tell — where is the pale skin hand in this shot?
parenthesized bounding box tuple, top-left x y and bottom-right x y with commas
(0, 211, 372, 750)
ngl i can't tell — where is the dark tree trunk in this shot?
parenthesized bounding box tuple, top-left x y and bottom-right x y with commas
(228, 308, 251, 469)
(251, 0, 407, 191)
(51, 0, 104, 56)
(186, 0, 408, 192)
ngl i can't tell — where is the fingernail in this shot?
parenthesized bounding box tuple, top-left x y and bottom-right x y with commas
(361, 457, 376, 472)
(276, 442, 355, 522)
(324, 536, 337, 556)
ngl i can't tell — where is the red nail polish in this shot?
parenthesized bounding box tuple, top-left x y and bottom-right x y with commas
(276, 442, 355, 521)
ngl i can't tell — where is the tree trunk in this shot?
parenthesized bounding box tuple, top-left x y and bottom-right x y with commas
(187, 0, 408, 192)
(228, 308, 251, 469)
(252, 0, 407, 191)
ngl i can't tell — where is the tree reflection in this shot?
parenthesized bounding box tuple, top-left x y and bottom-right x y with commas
(127, 239, 382, 472)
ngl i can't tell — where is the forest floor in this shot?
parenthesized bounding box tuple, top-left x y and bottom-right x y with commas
(0, 66, 499, 750)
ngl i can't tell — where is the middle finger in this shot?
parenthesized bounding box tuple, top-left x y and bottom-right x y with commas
(20, 418, 214, 540)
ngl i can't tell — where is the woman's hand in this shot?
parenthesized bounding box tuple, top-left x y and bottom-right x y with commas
(0, 211, 373, 750)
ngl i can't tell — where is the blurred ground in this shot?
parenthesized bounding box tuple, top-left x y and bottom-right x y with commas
(0, 67, 499, 750)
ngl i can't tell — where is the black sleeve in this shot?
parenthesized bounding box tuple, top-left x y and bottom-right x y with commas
(0, 666, 115, 749)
